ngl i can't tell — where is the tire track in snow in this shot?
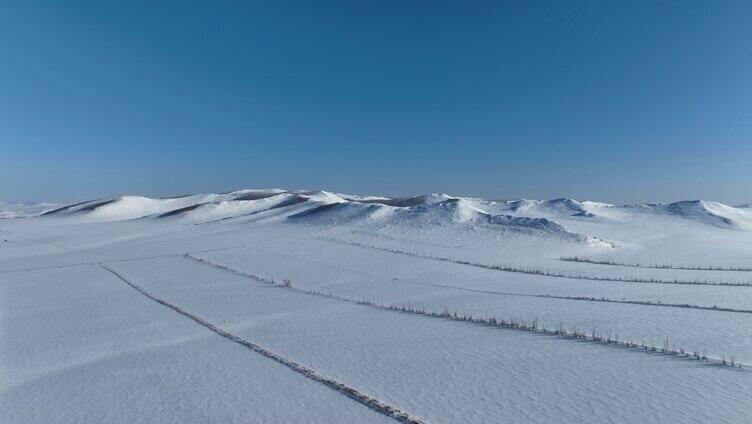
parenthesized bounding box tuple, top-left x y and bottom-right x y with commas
(100, 264, 426, 424)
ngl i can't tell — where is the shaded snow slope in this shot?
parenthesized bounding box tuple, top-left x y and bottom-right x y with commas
(283, 197, 583, 241)
(37, 189, 752, 245)
(499, 198, 611, 218)
(349, 193, 458, 207)
(480, 197, 752, 230)
(40, 189, 286, 221)
(662, 200, 752, 229)
(42, 190, 751, 230)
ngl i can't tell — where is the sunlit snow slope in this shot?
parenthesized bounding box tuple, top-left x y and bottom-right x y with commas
(2, 189, 752, 424)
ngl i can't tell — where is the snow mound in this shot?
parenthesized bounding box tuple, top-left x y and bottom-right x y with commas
(501, 198, 610, 218)
(391, 199, 481, 224)
(158, 193, 308, 223)
(42, 195, 209, 220)
(41, 197, 121, 216)
(400, 199, 575, 234)
(293, 190, 348, 204)
(288, 202, 393, 223)
(351, 194, 458, 207)
(481, 213, 573, 233)
(40, 189, 290, 221)
(662, 200, 752, 229)
(87, 196, 180, 220)
(286, 196, 577, 237)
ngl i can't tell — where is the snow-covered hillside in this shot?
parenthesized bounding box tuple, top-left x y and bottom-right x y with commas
(2, 189, 752, 423)
(0, 201, 61, 219)
(36, 190, 752, 231)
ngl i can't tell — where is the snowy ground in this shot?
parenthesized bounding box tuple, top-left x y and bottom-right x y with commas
(2, 190, 751, 423)
(0, 202, 61, 219)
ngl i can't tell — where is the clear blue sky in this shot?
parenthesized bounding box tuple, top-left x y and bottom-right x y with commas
(2, 1, 751, 204)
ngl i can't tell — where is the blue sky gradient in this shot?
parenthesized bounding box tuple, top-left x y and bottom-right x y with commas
(2, 1, 751, 203)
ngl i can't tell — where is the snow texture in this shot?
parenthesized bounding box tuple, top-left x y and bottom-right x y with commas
(3, 189, 752, 423)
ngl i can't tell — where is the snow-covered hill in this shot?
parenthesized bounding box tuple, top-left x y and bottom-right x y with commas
(34, 189, 752, 250)
(3, 188, 752, 424)
(39, 190, 752, 230)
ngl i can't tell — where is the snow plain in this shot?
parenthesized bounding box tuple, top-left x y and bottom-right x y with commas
(2, 190, 752, 423)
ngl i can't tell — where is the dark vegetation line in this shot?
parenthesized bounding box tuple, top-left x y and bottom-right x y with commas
(304, 289, 745, 370)
(314, 237, 752, 287)
(402, 280, 752, 315)
(193, 244, 750, 314)
(0, 261, 101, 274)
(560, 256, 752, 272)
(183, 254, 745, 370)
(101, 264, 426, 424)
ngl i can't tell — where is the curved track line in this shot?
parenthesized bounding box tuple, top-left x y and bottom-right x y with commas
(101, 265, 426, 424)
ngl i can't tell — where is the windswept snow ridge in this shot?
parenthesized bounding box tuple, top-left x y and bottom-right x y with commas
(662, 200, 752, 229)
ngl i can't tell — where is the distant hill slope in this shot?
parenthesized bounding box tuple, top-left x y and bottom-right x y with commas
(35, 189, 752, 231)
(0, 202, 62, 219)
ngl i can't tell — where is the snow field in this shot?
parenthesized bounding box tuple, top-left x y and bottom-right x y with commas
(0, 265, 397, 424)
(104, 256, 752, 424)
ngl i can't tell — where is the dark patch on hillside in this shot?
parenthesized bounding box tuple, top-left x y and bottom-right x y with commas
(78, 199, 117, 212)
(356, 195, 457, 208)
(158, 203, 206, 218)
(40, 200, 90, 215)
(233, 192, 282, 201)
(287, 202, 343, 219)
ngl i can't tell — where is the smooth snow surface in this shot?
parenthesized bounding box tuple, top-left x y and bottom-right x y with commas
(0, 202, 61, 218)
(2, 189, 752, 423)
